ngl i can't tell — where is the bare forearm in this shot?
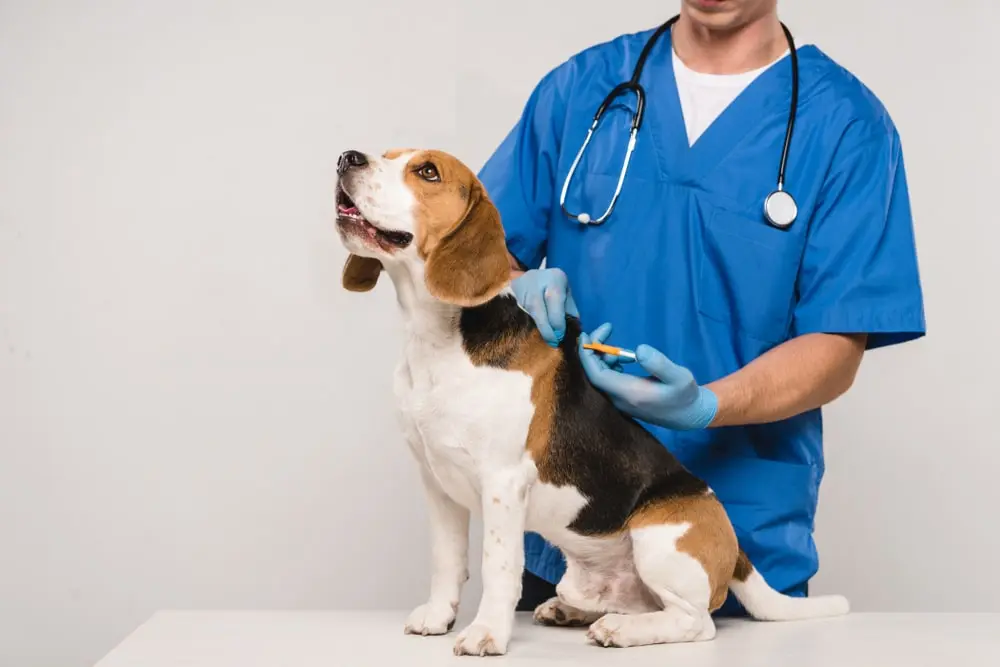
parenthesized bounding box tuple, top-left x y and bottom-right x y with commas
(508, 256, 865, 427)
(706, 333, 867, 427)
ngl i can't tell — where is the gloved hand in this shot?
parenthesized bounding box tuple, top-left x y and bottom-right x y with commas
(511, 268, 580, 347)
(579, 323, 718, 430)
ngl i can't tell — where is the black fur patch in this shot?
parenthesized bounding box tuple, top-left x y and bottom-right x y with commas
(459, 294, 709, 535)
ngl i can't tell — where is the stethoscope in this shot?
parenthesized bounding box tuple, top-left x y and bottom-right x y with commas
(558, 14, 800, 230)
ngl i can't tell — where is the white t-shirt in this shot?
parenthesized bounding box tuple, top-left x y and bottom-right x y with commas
(672, 48, 789, 146)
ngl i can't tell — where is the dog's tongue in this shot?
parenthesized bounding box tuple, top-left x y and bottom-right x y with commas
(338, 203, 360, 215)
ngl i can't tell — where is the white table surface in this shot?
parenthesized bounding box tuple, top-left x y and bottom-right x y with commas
(94, 610, 998, 666)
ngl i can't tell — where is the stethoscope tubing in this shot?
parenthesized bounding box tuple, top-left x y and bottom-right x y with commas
(559, 14, 799, 229)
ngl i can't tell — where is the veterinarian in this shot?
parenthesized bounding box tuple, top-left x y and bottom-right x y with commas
(478, 0, 925, 616)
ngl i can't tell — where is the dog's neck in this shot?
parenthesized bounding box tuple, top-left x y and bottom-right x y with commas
(381, 258, 524, 356)
(381, 259, 449, 336)
(382, 259, 507, 340)
(380, 257, 549, 371)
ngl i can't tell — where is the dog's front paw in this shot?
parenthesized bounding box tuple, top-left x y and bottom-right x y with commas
(453, 623, 509, 656)
(404, 602, 457, 636)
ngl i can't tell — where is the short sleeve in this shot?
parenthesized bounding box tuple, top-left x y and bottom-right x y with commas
(478, 66, 573, 270)
(792, 121, 926, 350)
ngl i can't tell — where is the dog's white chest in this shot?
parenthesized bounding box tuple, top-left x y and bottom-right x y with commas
(394, 335, 535, 512)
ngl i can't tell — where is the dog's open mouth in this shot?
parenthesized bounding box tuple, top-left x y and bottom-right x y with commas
(336, 185, 413, 249)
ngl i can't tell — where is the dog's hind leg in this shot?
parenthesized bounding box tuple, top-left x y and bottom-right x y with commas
(533, 597, 604, 627)
(587, 523, 716, 648)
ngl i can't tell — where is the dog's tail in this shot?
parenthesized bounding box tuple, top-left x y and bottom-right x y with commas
(728, 550, 849, 621)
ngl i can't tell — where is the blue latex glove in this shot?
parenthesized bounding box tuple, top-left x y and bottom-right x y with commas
(511, 268, 580, 347)
(579, 323, 719, 430)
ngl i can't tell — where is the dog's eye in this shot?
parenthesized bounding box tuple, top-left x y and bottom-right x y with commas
(417, 163, 440, 182)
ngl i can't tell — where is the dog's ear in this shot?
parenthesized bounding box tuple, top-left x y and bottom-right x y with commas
(424, 185, 510, 307)
(342, 254, 383, 292)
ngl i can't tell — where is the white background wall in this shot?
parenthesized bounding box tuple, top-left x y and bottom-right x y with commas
(1, 1, 997, 665)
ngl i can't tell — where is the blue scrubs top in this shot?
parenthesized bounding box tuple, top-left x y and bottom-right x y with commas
(478, 27, 926, 611)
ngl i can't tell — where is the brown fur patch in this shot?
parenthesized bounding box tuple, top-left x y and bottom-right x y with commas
(342, 254, 382, 292)
(402, 151, 483, 259)
(733, 549, 753, 583)
(404, 151, 509, 306)
(387, 149, 559, 483)
(628, 493, 740, 612)
(510, 337, 560, 474)
(464, 325, 562, 480)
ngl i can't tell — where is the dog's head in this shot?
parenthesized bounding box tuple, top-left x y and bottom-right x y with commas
(334, 148, 511, 307)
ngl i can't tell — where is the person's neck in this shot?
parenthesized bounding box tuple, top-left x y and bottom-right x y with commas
(671, 12, 786, 75)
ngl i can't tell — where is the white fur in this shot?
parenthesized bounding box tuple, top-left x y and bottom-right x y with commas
(730, 569, 850, 621)
(336, 151, 848, 656)
(339, 153, 543, 654)
(388, 272, 537, 655)
(341, 151, 419, 239)
(598, 523, 717, 646)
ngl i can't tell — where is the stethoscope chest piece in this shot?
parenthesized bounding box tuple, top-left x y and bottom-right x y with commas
(763, 189, 797, 229)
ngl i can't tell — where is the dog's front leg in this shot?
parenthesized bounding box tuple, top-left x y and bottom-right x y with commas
(454, 461, 535, 657)
(405, 466, 470, 636)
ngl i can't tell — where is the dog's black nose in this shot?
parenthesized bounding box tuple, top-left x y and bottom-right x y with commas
(337, 150, 368, 175)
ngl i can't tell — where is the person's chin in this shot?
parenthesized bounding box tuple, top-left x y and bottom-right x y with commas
(684, 0, 745, 29)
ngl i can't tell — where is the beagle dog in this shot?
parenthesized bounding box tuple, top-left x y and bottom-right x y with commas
(333, 148, 849, 656)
